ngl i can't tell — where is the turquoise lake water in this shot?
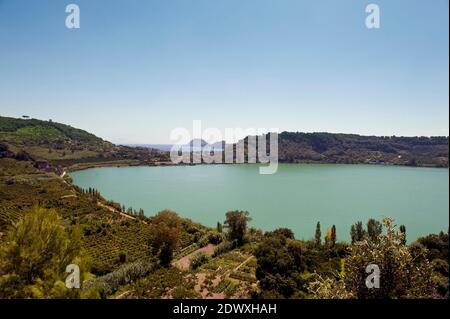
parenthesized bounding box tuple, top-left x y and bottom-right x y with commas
(70, 164, 449, 242)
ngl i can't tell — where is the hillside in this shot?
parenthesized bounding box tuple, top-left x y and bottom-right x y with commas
(0, 116, 169, 167)
(235, 132, 449, 168)
(2, 116, 447, 168)
(277, 132, 449, 167)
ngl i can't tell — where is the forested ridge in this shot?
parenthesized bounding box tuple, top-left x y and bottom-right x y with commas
(277, 132, 448, 167)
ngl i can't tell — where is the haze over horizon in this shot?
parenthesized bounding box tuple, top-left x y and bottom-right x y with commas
(1, 0, 448, 144)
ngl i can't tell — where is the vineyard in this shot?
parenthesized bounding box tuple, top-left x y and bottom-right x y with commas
(0, 158, 210, 276)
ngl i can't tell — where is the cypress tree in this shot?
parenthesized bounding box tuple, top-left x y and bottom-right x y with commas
(315, 222, 322, 247)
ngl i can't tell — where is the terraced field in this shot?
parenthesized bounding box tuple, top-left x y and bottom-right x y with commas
(193, 248, 257, 299)
(0, 158, 208, 275)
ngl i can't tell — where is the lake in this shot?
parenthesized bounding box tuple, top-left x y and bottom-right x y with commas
(70, 164, 449, 242)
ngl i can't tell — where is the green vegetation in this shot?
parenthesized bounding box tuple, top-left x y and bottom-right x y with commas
(0, 116, 448, 299)
(0, 116, 169, 167)
(190, 252, 210, 270)
(149, 210, 182, 266)
(254, 230, 305, 298)
(277, 132, 448, 167)
(309, 219, 436, 298)
(224, 210, 251, 246)
(0, 207, 88, 298)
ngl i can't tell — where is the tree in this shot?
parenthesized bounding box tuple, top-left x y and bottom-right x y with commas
(324, 225, 336, 248)
(255, 235, 304, 298)
(350, 221, 367, 244)
(223, 210, 251, 246)
(367, 219, 382, 242)
(330, 225, 337, 247)
(216, 222, 223, 233)
(315, 222, 322, 247)
(269, 228, 295, 240)
(0, 207, 87, 298)
(149, 210, 181, 265)
(399, 225, 406, 245)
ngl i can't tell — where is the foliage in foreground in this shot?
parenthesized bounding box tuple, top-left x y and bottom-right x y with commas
(309, 218, 435, 299)
(0, 207, 89, 298)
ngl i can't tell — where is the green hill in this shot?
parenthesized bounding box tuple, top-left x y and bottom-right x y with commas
(0, 116, 169, 166)
(277, 132, 449, 167)
(0, 116, 102, 143)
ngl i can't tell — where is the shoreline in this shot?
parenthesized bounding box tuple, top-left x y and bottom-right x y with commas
(65, 159, 449, 174)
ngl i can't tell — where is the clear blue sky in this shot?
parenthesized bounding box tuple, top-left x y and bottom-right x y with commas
(0, 0, 448, 143)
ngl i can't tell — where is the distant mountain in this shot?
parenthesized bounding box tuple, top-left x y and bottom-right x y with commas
(188, 139, 208, 147)
(126, 144, 174, 152)
(188, 139, 225, 150)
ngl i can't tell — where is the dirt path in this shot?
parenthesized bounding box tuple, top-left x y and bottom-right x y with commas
(234, 255, 254, 272)
(61, 194, 77, 199)
(116, 290, 132, 299)
(97, 201, 137, 221)
(172, 244, 216, 270)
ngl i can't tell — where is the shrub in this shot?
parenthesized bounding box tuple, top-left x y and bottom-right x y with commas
(309, 218, 435, 299)
(83, 259, 157, 298)
(190, 252, 209, 270)
(198, 235, 210, 248)
(198, 231, 226, 248)
(213, 240, 236, 257)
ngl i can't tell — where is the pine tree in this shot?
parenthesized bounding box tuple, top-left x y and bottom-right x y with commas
(0, 207, 85, 298)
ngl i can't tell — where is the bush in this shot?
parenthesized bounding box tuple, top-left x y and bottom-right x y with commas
(213, 240, 236, 257)
(190, 252, 209, 270)
(229, 271, 256, 283)
(198, 235, 210, 248)
(198, 231, 226, 248)
(309, 218, 435, 299)
(83, 259, 157, 298)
